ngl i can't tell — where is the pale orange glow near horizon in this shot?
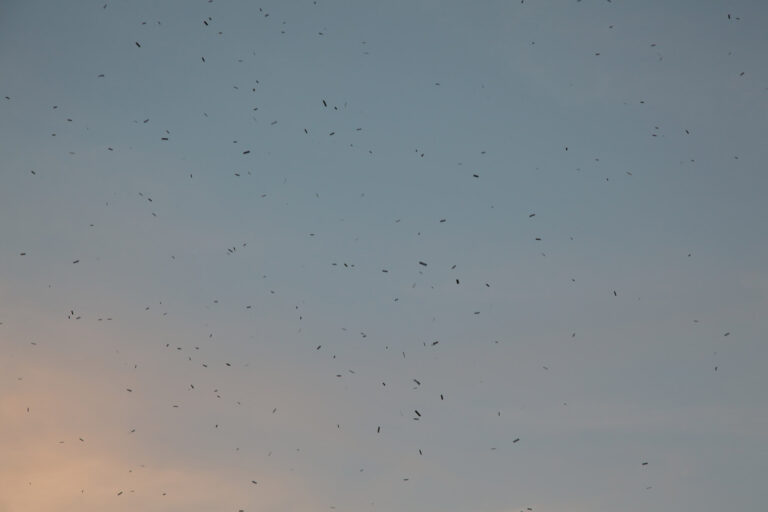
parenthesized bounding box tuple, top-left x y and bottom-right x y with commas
(0, 346, 326, 512)
(0, 370, 322, 512)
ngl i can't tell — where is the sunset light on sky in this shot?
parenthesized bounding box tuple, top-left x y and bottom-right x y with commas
(2, 1, 768, 511)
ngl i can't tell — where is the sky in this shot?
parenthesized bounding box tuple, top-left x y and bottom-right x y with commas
(1, 0, 767, 511)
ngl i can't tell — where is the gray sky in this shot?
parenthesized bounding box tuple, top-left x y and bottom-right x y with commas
(1, 1, 767, 511)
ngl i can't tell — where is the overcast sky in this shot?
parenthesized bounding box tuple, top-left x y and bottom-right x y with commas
(1, 1, 767, 511)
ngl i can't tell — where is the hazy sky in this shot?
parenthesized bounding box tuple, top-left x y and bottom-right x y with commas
(1, 1, 767, 511)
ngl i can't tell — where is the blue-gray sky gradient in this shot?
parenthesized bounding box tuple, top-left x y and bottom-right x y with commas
(1, 1, 767, 511)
